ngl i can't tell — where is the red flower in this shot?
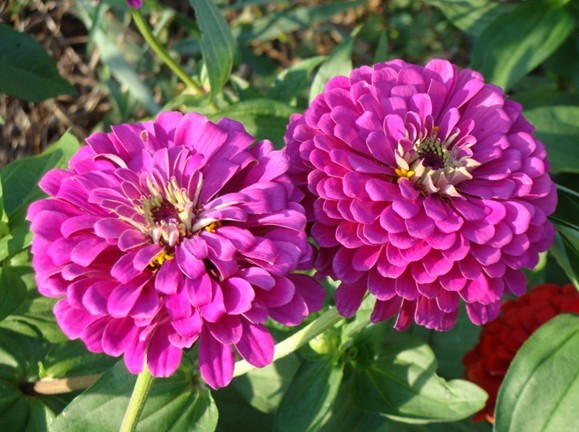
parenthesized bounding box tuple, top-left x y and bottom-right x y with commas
(463, 283, 579, 422)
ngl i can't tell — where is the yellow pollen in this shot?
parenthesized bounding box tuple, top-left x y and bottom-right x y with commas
(394, 167, 415, 183)
(204, 221, 221, 233)
(149, 250, 174, 269)
(432, 126, 440, 133)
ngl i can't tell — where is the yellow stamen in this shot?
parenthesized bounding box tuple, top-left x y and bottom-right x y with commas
(149, 250, 174, 269)
(204, 221, 221, 233)
(394, 167, 415, 183)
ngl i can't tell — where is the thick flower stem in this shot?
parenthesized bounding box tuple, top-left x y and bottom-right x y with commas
(131, 9, 204, 95)
(233, 308, 344, 378)
(119, 364, 155, 432)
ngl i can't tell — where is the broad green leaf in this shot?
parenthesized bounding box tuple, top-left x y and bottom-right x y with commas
(209, 98, 298, 148)
(353, 333, 487, 423)
(212, 384, 274, 432)
(7, 289, 65, 344)
(309, 37, 355, 102)
(51, 362, 218, 432)
(189, 0, 237, 99)
(495, 314, 579, 432)
(0, 23, 75, 102)
(0, 132, 79, 262)
(470, 2, 575, 91)
(236, 2, 362, 43)
(411, 306, 481, 380)
(522, 98, 579, 174)
(423, 0, 514, 37)
(274, 358, 344, 432)
(0, 265, 28, 322)
(550, 231, 579, 290)
(269, 56, 327, 103)
(319, 378, 492, 432)
(0, 324, 83, 431)
(234, 354, 300, 414)
(0, 131, 81, 219)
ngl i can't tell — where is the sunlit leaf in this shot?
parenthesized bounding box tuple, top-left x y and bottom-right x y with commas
(353, 333, 487, 423)
(189, 0, 237, 100)
(470, 1, 575, 90)
(51, 362, 218, 431)
(234, 354, 300, 414)
(495, 314, 579, 432)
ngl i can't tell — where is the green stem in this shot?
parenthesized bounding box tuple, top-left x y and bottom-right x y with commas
(131, 9, 204, 95)
(119, 364, 155, 432)
(233, 308, 343, 378)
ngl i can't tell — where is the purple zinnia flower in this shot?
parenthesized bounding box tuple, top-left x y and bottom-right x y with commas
(28, 111, 324, 389)
(285, 59, 556, 331)
(127, 0, 143, 8)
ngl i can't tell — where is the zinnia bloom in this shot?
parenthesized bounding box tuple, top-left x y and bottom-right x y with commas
(127, 0, 143, 8)
(27, 111, 324, 389)
(463, 283, 579, 422)
(285, 59, 556, 331)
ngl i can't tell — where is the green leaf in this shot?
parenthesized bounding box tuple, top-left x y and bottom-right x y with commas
(208, 98, 298, 148)
(423, 0, 514, 37)
(7, 289, 65, 344)
(269, 56, 327, 103)
(212, 384, 274, 432)
(550, 231, 579, 290)
(353, 333, 487, 423)
(51, 362, 218, 431)
(0, 23, 75, 102)
(518, 94, 579, 174)
(0, 265, 28, 322)
(318, 377, 492, 432)
(470, 2, 575, 91)
(236, 2, 362, 43)
(309, 37, 355, 102)
(0, 132, 80, 262)
(94, 30, 161, 114)
(274, 358, 344, 432)
(495, 314, 579, 432)
(233, 354, 300, 414)
(0, 131, 81, 219)
(411, 306, 482, 380)
(189, 0, 237, 100)
(0, 323, 82, 431)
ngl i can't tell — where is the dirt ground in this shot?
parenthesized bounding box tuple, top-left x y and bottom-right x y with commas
(0, 0, 110, 167)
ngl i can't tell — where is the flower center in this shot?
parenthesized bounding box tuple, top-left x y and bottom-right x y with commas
(394, 126, 479, 197)
(137, 175, 198, 247)
(416, 137, 452, 170)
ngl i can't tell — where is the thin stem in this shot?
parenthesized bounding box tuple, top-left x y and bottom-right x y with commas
(233, 308, 343, 378)
(119, 364, 155, 432)
(30, 374, 102, 395)
(131, 9, 204, 95)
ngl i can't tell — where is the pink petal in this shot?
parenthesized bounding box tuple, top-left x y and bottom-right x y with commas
(199, 328, 235, 389)
(208, 314, 242, 344)
(155, 258, 182, 295)
(102, 318, 139, 357)
(147, 324, 183, 377)
(235, 321, 274, 367)
(335, 279, 367, 318)
(107, 273, 151, 318)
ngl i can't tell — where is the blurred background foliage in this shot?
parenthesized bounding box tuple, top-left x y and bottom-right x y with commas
(0, 0, 578, 431)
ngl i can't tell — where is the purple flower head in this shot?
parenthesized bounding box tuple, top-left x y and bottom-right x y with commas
(28, 112, 324, 389)
(127, 0, 143, 8)
(285, 59, 556, 331)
